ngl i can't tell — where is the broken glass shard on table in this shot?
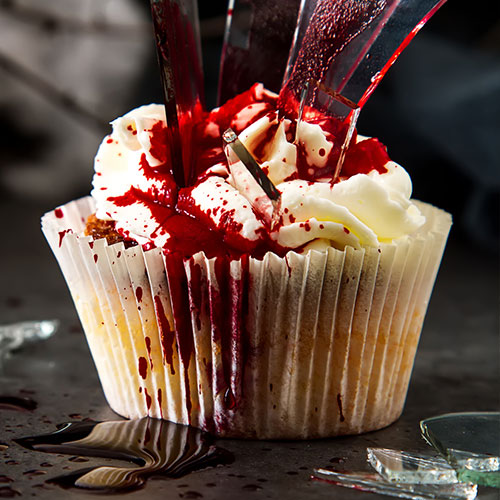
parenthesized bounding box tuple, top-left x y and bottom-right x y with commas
(421, 412, 500, 487)
(313, 469, 478, 500)
(368, 448, 459, 484)
(0, 320, 59, 369)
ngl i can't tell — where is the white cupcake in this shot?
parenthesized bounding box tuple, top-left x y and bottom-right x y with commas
(42, 91, 452, 438)
(42, 197, 450, 438)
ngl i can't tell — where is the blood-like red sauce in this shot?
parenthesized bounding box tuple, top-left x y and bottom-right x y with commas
(58, 229, 72, 247)
(187, 261, 204, 331)
(147, 122, 170, 166)
(340, 137, 389, 177)
(153, 295, 175, 375)
(144, 388, 152, 410)
(138, 357, 148, 380)
(251, 121, 279, 163)
(157, 389, 163, 418)
(103, 84, 388, 260)
(145, 336, 153, 371)
(164, 254, 195, 422)
(336, 393, 346, 422)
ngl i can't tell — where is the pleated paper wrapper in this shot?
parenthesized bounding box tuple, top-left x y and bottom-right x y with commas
(42, 197, 451, 439)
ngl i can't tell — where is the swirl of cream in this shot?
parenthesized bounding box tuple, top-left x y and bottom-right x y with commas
(274, 162, 425, 251)
(91, 104, 176, 247)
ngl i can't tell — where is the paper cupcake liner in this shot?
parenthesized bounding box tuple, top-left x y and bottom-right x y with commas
(42, 197, 451, 439)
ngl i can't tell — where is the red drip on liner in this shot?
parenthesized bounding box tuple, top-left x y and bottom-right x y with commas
(187, 260, 205, 331)
(153, 295, 176, 375)
(157, 389, 163, 419)
(138, 357, 148, 380)
(58, 229, 72, 248)
(336, 393, 345, 422)
(209, 257, 232, 429)
(230, 254, 250, 409)
(144, 388, 152, 410)
(145, 336, 153, 371)
(164, 253, 195, 422)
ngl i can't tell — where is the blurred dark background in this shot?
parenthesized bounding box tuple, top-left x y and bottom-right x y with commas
(0, 0, 499, 251)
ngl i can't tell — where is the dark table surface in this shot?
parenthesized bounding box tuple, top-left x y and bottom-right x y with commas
(0, 199, 498, 499)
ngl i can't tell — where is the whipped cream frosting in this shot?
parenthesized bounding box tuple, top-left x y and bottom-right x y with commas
(91, 84, 425, 256)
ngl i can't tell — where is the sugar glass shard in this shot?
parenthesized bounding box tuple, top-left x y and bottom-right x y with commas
(222, 128, 281, 227)
(367, 448, 458, 484)
(150, 0, 205, 187)
(217, 0, 301, 104)
(313, 469, 478, 500)
(279, 0, 448, 111)
(421, 412, 500, 470)
(295, 80, 360, 181)
(450, 449, 500, 473)
(421, 412, 500, 488)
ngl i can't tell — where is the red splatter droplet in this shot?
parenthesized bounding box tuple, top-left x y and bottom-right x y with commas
(157, 389, 163, 418)
(138, 357, 148, 379)
(337, 393, 345, 422)
(144, 388, 152, 410)
(58, 229, 72, 247)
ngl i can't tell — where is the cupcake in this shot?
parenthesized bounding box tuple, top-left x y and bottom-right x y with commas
(42, 84, 451, 439)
